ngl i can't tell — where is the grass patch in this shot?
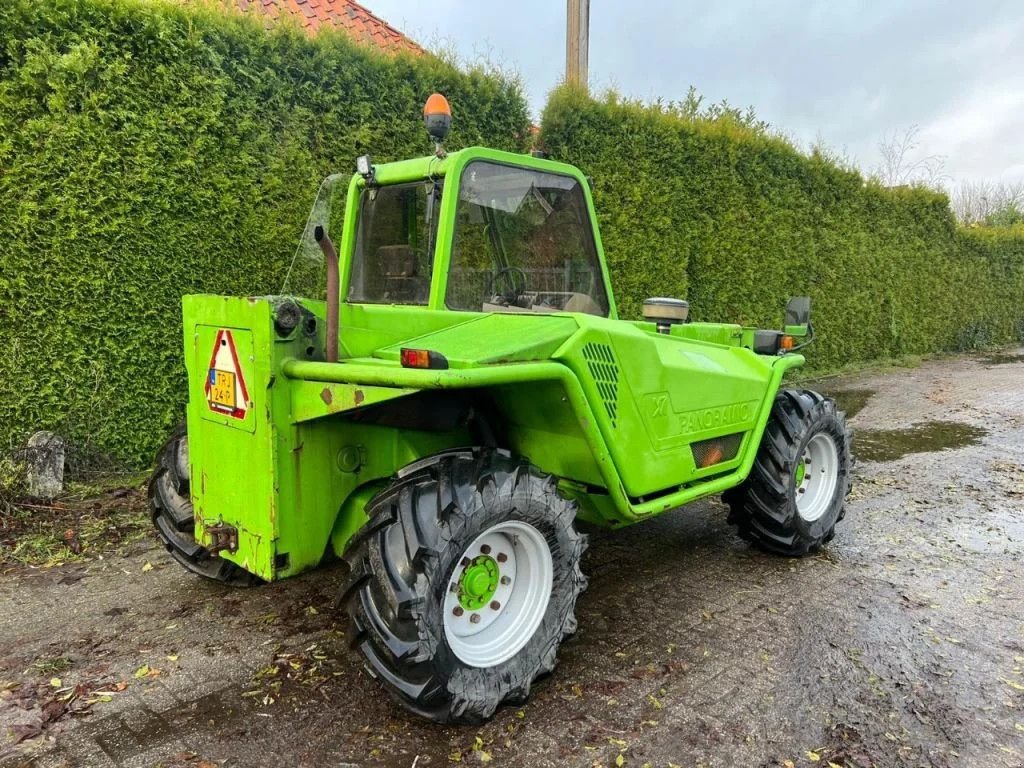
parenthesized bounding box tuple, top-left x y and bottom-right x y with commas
(29, 656, 72, 676)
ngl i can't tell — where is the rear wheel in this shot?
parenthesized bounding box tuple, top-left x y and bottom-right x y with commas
(726, 389, 852, 556)
(148, 426, 260, 587)
(340, 449, 587, 724)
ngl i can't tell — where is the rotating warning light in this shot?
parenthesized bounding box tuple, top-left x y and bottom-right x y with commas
(423, 93, 452, 143)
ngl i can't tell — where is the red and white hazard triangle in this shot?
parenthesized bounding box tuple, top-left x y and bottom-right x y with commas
(204, 329, 250, 420)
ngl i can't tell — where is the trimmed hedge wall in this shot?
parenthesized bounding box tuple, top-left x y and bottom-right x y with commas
(4, 3, 1022, 470)
(0, 0, 529, 466)
(540, 87, 1024, 369)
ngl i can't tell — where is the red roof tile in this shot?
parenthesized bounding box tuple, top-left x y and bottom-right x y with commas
(230, 0, 424, 54)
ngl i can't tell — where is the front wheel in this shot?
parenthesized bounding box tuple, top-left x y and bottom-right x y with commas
(340, 449, 587, 724)
(726, 389, 853, 556)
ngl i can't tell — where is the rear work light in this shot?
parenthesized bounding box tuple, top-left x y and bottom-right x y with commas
(400, 348, 449, 370)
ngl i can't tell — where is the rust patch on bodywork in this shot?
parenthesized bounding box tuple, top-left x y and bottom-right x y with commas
(320, 387, 333, 405)
(354, 389, 365, 406)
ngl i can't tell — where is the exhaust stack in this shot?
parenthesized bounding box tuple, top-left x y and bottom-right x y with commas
(314, 224, 339, 363)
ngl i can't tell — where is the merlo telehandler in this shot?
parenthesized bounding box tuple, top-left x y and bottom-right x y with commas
(150, 94, 853, 723)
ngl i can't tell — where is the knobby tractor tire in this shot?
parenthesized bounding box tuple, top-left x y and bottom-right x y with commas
(726, 389, 853, 556)
(148, 426, 260, 587)
(340, 449, 588, 724)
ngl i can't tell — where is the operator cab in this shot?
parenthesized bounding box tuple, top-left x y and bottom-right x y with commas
(346, 160, 611, 317)
(339, 93, 612, 319)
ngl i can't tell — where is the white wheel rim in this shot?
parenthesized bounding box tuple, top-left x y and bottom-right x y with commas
(442, 520, 553, 668)
(795, 433, 840, 522)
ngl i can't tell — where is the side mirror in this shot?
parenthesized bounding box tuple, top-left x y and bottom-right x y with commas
(784, 296, 811, 329)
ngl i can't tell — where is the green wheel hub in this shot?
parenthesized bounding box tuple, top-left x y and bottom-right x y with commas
(457, 555, 499, 610)
(795, 458, 807, 487)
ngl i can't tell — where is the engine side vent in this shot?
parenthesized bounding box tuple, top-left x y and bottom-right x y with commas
(581, 342, 620, 427)
(691, 433, 744, 469)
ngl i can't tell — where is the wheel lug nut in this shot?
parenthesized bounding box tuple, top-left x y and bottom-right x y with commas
(500, 575, 511, 585)
(449, 582, 458, 593)
(470, 613, 481, 624)
(460, 557, 471, 567)
(490, 600, 501, 611)
(496, 552, 508, 563)
(480, 544, 491, 555)
(453, 606, 464, 617)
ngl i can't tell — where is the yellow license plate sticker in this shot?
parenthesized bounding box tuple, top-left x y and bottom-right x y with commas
(208, 369, 236, 410)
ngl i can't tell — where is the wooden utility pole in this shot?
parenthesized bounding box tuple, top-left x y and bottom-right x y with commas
(566, 0, 590, 88)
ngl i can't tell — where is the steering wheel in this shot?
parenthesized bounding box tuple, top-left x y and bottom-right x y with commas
(486, 266, 528, 304)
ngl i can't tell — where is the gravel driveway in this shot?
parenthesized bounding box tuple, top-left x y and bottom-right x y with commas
(2, 350, 1023, 768)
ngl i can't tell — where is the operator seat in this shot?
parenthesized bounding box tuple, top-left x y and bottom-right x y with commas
(377, 245, 427, 302)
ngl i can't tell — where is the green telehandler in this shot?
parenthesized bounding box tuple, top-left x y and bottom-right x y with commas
(149, 94, 853, 723)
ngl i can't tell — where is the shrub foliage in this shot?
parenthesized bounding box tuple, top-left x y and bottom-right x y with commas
(0, 0, 529, 465)
(4, 4, 1022, 470)
(541, 87, 1024, 369)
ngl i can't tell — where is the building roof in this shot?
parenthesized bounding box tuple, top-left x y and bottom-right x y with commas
(233, 0, 424, 54)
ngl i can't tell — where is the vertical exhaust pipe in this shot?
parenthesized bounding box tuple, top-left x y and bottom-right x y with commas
(314, 225, 339, 363)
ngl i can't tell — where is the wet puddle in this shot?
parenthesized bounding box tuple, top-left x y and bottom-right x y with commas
(824, 389, 875, 420)
(855, 421, 987, 463)
(980, 352, 1024, 365)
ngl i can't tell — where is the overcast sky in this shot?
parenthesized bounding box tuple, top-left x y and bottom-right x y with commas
(363, 1, 1024, 186)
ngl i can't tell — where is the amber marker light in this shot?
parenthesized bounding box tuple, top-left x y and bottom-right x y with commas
(400, 348, 449, 370)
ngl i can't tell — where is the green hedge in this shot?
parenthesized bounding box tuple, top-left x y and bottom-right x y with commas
(5, 3, 1022, 471)
(541, 87, 1024, 369)
(0, 0, 529, 466)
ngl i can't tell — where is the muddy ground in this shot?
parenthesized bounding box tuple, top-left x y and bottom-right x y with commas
(2, 350, 1024, 768)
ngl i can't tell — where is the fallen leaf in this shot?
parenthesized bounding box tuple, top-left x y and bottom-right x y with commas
(41, 700, 66, 723)
(49, 677, 62, 688)
(615, 754, 625, 767)
(806, 751, 821, 762)
(8, 723, 42, 744)
(134, 664, 150, 679)
(142, 562, 153, 573)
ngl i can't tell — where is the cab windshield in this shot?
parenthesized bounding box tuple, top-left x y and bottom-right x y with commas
(446, 161, 610, 316)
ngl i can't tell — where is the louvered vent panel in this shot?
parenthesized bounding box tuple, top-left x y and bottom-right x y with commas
(581, 342, 620, 427)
